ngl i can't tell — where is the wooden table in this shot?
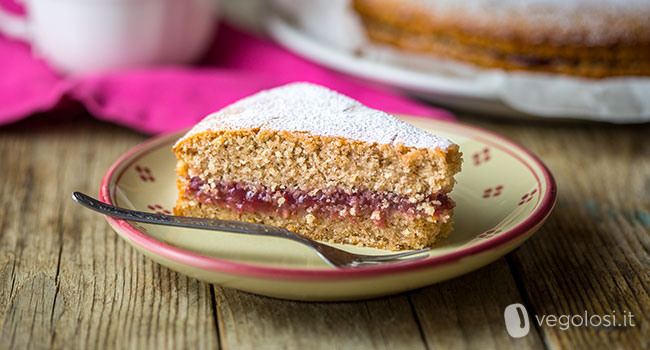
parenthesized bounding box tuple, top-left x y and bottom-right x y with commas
(0, 111, 648, 349)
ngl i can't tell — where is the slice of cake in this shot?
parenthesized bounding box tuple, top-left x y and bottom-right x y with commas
(173, 83, 462, 250)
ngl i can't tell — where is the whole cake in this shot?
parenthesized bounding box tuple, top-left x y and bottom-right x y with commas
(352, 0, 650, 78)
(173, 83, 462, 250)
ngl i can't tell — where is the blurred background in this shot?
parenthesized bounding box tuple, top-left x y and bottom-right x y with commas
(1, 0, 649, 132)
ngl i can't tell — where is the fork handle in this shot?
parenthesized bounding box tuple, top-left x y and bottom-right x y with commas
(72, 192, 313, 245)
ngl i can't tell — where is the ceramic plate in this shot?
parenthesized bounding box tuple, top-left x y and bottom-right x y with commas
(266, 14, 650, 122)
(264, 14, 523, 118)
(100, 116, 556, 301)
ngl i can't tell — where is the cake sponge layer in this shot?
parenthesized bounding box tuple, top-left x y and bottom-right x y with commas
(175, 184, 453, 251)
(174, 129, 460, 200)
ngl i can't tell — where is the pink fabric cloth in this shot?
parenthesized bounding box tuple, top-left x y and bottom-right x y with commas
(0, 22, 453, 134)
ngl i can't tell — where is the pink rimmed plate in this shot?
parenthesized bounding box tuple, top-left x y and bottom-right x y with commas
(100, 116, 556, 301)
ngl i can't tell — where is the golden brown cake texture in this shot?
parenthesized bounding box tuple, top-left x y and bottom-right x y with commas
(353, 0, 650, 78)
(173, 83, 462, 250)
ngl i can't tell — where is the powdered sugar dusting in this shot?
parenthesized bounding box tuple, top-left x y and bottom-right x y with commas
(177, 83, 454, 151)
(278, 0, 650, 47)
(388, 0, 650, 45)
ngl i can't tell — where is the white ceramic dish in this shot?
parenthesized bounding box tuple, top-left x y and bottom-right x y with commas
(0, 0, 218, 74)
(100, 116, 556, 301)
(266, 13, 650, 122)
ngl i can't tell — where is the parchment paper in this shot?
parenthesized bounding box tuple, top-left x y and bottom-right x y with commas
(271, 0, 650, 123)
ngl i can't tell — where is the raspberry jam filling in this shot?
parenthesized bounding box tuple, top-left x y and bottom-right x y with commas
(186, 177, 454, 226)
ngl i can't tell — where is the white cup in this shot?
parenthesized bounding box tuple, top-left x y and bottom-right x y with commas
(0, 0, 218, 74)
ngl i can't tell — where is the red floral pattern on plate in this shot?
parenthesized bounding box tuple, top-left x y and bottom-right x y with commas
(147, 204, 171, 215)
(478, 229, 502, 239)
(482, 185, 504, 198)
(518, 189, 538, 206)
(473, 147, 491, 166)
(136, 165, 155, 182)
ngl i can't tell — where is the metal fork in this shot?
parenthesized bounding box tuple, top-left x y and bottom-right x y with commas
(72, 192, 430, 268)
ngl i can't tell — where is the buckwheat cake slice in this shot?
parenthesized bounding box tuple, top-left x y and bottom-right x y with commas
(173, 82, 462, 250)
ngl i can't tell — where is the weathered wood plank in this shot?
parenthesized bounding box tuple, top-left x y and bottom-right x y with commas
(0, 116, 219, 350)
(409, 258, 546, 349)
(215, 287, 426, 350)
(0, 118, 66, 350)
(462, 117, 650, 350)
(213, 253, 541, 349)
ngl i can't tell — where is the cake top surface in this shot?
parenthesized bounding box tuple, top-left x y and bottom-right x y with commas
(412, 0, 649, 8)
(354, 0, 650, 45)
(176, 83, 455, 151)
